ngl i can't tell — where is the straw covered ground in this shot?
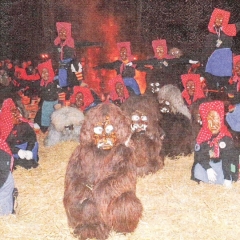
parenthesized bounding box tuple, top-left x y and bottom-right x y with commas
(1, 132, 240, 240)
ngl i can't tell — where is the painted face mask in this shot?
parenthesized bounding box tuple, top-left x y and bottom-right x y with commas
(93, 116, 117, 150)
(159, 99, 171, 113)
(150, 82, 160, 93)
(131, 111, 148, 133)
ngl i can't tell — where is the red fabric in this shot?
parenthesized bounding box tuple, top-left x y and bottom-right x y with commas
(54, 22, 75, 48)
(108, 74, 129, 102)
(197, 101, 232, 158)
(70, 86, 94, 111)
(37, 59, 55, 86)
(181, 74, 206, 105)
(0, 98, 15, 141)
(14, 67, 40, 81)
(151, 39, 172, 59)
(208, 8, 236, 36)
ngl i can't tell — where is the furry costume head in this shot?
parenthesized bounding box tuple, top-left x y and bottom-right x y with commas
(157, 84, 191, 120)
(44, 106, 84, 146)
(80, 102, 132, 147)
(121, 95, 163, 138)
(121, 95, 165, 176)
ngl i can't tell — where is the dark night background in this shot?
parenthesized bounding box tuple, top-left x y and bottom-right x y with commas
(1, 0, 240, 62)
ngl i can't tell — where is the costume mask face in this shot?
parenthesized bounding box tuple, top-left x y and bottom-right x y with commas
(120, 47, 128, 61)
(186, 80, 195, 96)
(41, 68, 49, 81)
(115, 82, 125, 98)
(158, 99, 171, 113)
(234, 61, 240, 76)
(150, 82, 160, 93)
(156, 46, 165, 59)
(59, 28, 67, 42)
(131, 111, 148, 133)
(214, 14, 224, 28)
(93, 116, 117, 150)
(169, 48, 183, 58)
(75, 92, 84, 108)
(207, 110, 221, 135)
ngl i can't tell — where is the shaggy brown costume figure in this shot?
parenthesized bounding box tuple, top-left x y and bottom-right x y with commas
(63, 103, 143, 240)
(157, 84, 193, 158)
(121, 95, 165, 176)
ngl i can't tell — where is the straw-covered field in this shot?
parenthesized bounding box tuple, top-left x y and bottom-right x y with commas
(1, 132, 240, 240)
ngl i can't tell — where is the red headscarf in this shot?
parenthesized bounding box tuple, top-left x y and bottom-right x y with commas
(54, 22, 75, 48)
(197, 101, 232, 158)
(70, 86, 94, 111)
(38, 59, 55, 86)
(181, 74, 206, 105)
(151, 39, 172, 59)
(108, 74, 129, 102)
(208, 8, 236, 36)
(0, 98, 15, 141)
(230, 55, 240, 91)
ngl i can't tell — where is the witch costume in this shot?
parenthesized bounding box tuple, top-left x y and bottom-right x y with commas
(202, 8, 240, 90)
(191, 101, 238, 186)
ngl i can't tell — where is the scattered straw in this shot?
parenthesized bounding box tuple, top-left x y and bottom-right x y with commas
(1, 133, 240, 240)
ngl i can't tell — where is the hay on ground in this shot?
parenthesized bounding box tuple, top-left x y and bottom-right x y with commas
(1, 132, 240, 240)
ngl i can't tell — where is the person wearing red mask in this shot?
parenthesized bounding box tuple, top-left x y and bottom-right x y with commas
(181, 73, 206, 107)
(191, 101, 238, 187)
(0, 98, 39, 169)
(51, 22, 83, 88)
(94, 41, 141, 96)
(201, 8, 240, 91)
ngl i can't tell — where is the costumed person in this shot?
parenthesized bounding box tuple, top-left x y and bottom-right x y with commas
(44, 106, 84, 147)
(157, 84, 193, 158)
(108, 74, 130, 107)
(201, 8, 240, 91)
(34, 59, 60, 133)
(63, 103, 142, 240)
(51, 22, 83, 88)
(227, 55, 240, 103)
(192, 101, 238, 187)
(0, 98, 39, 169)
(135, 39, 198, 95)
(94, 41, 141, 96)
(0, 138, 17, 215)
(121, 95, 165, 176)
(69, 85, 101, 113)
(181, 73, 206, 108)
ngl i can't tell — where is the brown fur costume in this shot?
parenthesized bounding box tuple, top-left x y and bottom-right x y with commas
(157, 84, 193, 158)
(121, 95, 165, 176)
(63, 103, 143, 240)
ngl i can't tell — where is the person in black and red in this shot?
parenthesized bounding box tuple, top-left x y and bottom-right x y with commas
(0, 98, 39, 169)
(191, 100, 238, 187)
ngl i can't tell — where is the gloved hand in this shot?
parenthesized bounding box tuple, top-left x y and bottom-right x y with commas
(207, 168, 217, 183)
(223, 179, 232, 188)
(25, 150, 33, 160)
(18, 149, 27, 159)
(189, 60, 199, 64)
